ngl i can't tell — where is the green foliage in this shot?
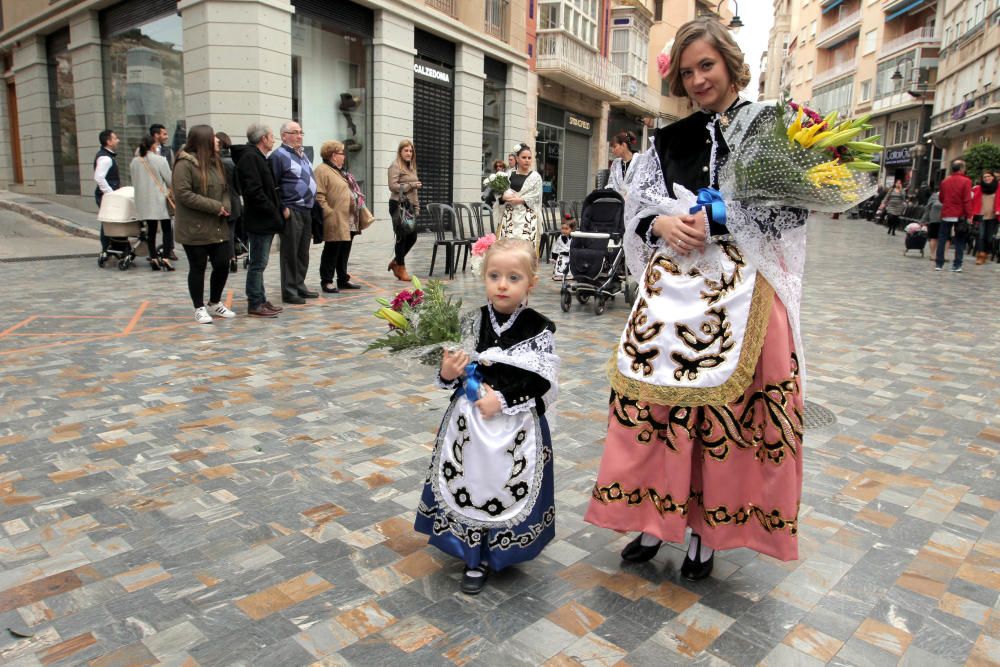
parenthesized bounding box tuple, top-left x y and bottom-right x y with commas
(963, 142, 1000, 183)
(365, 280, 462, 365)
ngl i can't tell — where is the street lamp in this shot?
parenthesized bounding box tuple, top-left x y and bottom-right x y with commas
(715, 1, 744, 29)
(890, 58, 934, 194)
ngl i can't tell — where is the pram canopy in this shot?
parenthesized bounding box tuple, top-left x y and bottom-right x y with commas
(97, 186, 138, 223)
(569, 189, 625, 283)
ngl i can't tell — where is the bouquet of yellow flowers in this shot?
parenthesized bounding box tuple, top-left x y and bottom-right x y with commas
(366, 277, 465, 365)
(717, 99, 881, 212)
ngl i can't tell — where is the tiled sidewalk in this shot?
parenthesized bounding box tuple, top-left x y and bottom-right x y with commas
(0, 216, 997, 666)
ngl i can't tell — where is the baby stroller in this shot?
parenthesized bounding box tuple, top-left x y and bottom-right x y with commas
(97, 187, 142, 270)
(903, 221, 927, 257)
(559, 189, 635, 315)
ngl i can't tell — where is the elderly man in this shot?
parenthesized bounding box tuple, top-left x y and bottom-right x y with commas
(270, 120, 317, 304)
(234, 123, 284, 317)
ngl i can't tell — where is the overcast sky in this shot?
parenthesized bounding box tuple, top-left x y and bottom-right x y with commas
(729, 0, 775, 99)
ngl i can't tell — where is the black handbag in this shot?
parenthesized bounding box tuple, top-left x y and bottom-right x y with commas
(954, 218, 969, 237)
(310, 201, 324, 244)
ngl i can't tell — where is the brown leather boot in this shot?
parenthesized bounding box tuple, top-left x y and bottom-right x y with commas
(976, 252, 987, 265)
(392, 262, 411, 281)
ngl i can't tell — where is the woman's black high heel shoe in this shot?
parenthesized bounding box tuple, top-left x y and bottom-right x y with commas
(148, 257, 161, 271)
(680, 533, 714, 581)
(621, 533, 661, 563)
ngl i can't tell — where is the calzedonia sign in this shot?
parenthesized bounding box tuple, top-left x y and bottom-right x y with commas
(413, 60, 452, 87)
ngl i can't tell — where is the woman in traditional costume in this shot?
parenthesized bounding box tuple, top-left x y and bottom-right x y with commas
(497, 144, 543, 253)
(584, 17, 809, 580)
(415, 238, 559, 594)
(606, 130, 637, 197)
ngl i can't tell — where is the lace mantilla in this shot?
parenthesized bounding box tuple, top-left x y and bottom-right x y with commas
(489, 303, 524, 336)
(474, 327, 560, 414)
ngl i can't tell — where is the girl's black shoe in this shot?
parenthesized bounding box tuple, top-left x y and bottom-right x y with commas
(621, 533, 661, 563)
(680, 533, 714, 581)
(460, 565, 489, 595)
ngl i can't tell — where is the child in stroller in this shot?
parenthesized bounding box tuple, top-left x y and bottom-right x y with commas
(904, 221, 927, 257)
(551, 218, 575, 280)
(560, 189, 635, 315)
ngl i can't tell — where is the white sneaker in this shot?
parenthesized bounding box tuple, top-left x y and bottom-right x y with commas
(194, 307, 213, 324)
(208, 303, 236, 318)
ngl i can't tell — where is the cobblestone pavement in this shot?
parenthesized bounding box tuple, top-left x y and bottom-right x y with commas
(1, 215, 998, 666)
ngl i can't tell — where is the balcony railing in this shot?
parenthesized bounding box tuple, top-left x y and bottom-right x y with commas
(812, 58, 857, 86)
(871, 89, 933, 113)
(535, 32, 622, 100)
(484, 0, 510, 42)
(816, 10, 861, 47)
(930, 89, 999, 130)
(426, 0, 457, 17)
(617, 74, 659, 114)
(880, 27, 938, 58)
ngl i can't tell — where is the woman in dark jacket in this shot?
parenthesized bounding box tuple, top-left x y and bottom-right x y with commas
(216, 132, 244, 273)
(879, 180, 906, 236)
(173, 124, 233, 324)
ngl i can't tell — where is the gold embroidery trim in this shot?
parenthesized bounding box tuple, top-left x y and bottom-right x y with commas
(607, 274, 775, 407)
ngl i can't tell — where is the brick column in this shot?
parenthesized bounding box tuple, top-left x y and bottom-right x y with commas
(453, 43, 485, 208)
(367, 10, 415, 245)
(12, 35, 56, 194)
(179, 0, 293, 142)
(69, 10, 106, 200)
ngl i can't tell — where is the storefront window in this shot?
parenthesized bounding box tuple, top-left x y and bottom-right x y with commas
(291, 15, 371, 194)
(102, 13, 184, 185)
(482, 80, 505, 175)
(536, 122, 563, 205)
(48, 29, 78, 195)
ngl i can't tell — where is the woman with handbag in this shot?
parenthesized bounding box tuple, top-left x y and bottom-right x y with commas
(315, 140, 372, 292)
(130, 135, 175, 271)
(387, 139, 421, 281)
(173, 124, 233, 324)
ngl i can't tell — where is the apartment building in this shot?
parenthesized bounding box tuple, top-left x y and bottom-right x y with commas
(925, 0, 1000, 167)
(776, 0, 942, 188)
(0, 0, 533, 239)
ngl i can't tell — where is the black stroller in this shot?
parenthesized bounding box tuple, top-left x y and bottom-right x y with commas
(559, 189, 635, 315)
(903, 222, 927, 257)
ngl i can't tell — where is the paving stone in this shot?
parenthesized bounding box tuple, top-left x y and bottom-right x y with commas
(0, 218, 997, 665)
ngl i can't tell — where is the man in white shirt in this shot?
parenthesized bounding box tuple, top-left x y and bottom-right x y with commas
(93, 129, 120, 256)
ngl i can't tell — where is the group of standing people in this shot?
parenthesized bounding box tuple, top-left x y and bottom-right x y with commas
(99, 119, 373, 323)
(882, 160, 999, 272)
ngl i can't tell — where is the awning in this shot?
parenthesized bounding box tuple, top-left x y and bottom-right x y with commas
(822, 0, 845, 14)
(886, 0, 927, 21)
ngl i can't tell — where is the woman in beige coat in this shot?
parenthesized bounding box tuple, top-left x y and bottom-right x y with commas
(173, 124, 233, 324)
(315, 140, 364, 293)
(387, 139, 421, 281)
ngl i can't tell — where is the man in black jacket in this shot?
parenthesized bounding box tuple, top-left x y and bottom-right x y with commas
(234, 123, 284, 317)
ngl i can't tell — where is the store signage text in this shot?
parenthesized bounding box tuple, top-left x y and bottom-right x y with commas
(414, 62, 451, 85)
(567, 115, 591, 131)
(884, 147, 911, 166)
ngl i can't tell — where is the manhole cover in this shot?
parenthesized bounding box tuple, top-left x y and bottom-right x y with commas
(803, 401, 837, 430)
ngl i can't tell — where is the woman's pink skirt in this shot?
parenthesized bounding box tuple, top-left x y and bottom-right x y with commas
(584, 297, 804, 561)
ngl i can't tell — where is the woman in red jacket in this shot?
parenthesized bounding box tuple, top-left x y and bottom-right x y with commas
(972, 170, 998, 265)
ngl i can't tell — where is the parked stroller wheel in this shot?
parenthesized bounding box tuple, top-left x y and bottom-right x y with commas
(118, 258, 129, 271)
(576, 293, 590, 304)
(97, 254, 107, 268)
(624, 282, 637, 305)
(593, 295, 607, 315)
(561, 290, 572, 312)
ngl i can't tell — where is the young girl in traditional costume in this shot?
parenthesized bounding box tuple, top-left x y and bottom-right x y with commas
(414, 238, 559, 595)
(585, 17, 809, 580)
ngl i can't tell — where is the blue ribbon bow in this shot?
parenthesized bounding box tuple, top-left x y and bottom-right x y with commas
(464, 363, 482, 401)
(690, 187, 726, 226)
